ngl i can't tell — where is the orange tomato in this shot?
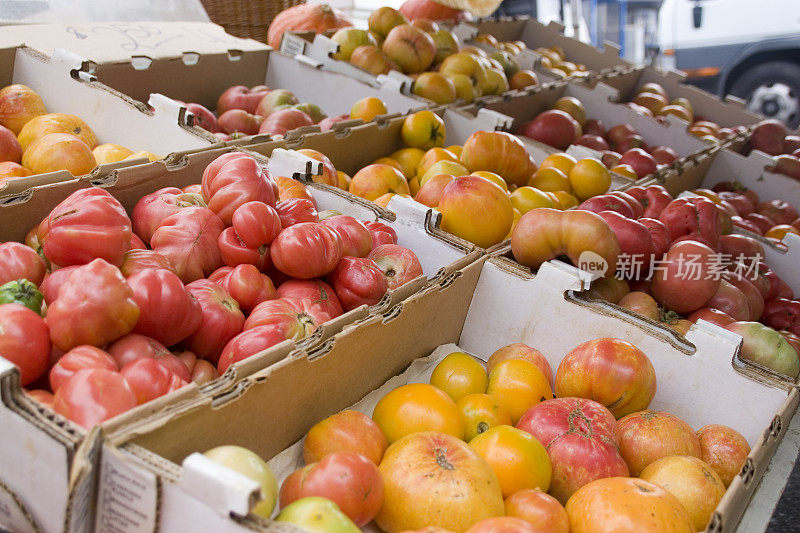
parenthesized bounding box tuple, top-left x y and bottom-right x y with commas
(390, 147, 425, 180)
(610, 164, 637, 180)
(457, 393, 512, 441)
(417, 147, 459, 177)
(350, 96, 388, 122)
(505, 489, 569, 533)
(446, 145, 463, 158)
(374, 156, 404, 173)
(469, 425, 551, 497)
(765, 224, 800, 240)
(336, 170, 351, 190)
(373, 383, 464, 443)
(486, 343, 553, 385)
(430, 352, 487, 402)
(568, 158, 610, 200)
(486, 359, 552, 424)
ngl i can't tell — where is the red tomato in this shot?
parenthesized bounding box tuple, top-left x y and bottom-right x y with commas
(49, 345, 117, 393)
(726, 271, 765, 321)
(217, 325, 290, 374)
(120, 358, 188, 405)
(578, 195, 635, 218)
(119, 249, 177, 278)
(0, 242, 46, 286)
(231, 201, 282, 247)
(658, 197, 721, 250)
(131, 187, 206, 244)
(608, 191, 645, 218)
(327, 256, 389, 311)
(687, 307, 735, 328)
(183, 280, 245, 364)
(183, 184, 202, 194)
(217, 227, 271, 271)
(625, 185, 673, 219)
(129, 233, 146, 250)
(151, 207, 225, 283)
(127, 268, 202, 346)
(25, 389, 54, 408)
(279, 452, 384, 526)
(0, 303, 50, 386)
(651, 240, 721, 314)
(321, 215, 373, 257)
(276, 198, 320, 227)
(191, 359, 218, 385)
(201, 153, 277, 225)
(638, 218, 671, 258)
(46, 259, 139, 351)
(271, 222, 342, 279)
(108, 334, 193, 382)
(597, 211, 655, 275)
(364, 220, 398, 248)
(704, 280, 751, 321)
(208, 264, 276, 314)
(39, 266, 79, 304)
(52, 369, 137, 429)
(243, 297, 329, 339)
(277, 279, 344, 318)
(37, 188, 132, 267)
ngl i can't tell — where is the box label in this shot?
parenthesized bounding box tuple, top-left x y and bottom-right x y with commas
(95, 449, 157, 533)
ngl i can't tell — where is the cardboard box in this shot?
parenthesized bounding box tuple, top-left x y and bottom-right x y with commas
(100, 248, 797, 532)
(0, 44, 214, 197)
(658, 145, 800, 296)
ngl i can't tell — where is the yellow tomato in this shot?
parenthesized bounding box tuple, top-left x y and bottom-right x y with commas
(471, 171, 508, 192)
(505, 208, 522, 239)
(124, 150, 161, 162)
(374, 156, 404, 173)
(390, 147, 425, 180)
(486, 359, 552, 424)
(766, 224, 800, 240)
(408, 175, 421, 196)
(510, 186, 554, 214)
(417, 147, 459, 177)
(539, 152, 576, 176)
(92, 143, 133, 164)
(446, 145, 463, 158)
(372, 383, 464, 443)
(430, 352, 488, 403)
(553, 191, 579, 209)
(470, 425, 552, 498)
(544, 191, 563, 209)
(692, 188, 722, 204)
(350, 96, 387, 122)
(336, 170, 351, 190)
(458, 393, 512, 441)
(610, 164, 637, 180)
(529, 167, 571, 193)
(421, 160, 468, 186)
(401, 110, 446, 150)
(568, 158, 611, 200)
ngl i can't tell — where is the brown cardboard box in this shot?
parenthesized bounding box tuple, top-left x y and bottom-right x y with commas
(101, 250, 797, 532)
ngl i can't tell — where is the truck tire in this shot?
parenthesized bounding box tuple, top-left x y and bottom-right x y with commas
(729, 60, 800, 128)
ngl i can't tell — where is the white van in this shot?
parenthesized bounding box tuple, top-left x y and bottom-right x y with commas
(658, 0, 800, 127)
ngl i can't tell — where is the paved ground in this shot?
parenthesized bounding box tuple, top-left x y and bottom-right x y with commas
(767, 458, 800, 531)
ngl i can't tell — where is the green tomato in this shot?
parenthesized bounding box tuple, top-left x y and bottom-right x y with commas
(203, 445, 278, 518)
(275, 497, 360, 532)
(0, 279, 43, 315)
(726, 321, 800, 378)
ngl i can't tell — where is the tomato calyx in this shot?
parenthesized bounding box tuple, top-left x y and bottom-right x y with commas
(658, 308, 681, 325)
(477, 421, 490, 434)
(435, 448, 455, 470)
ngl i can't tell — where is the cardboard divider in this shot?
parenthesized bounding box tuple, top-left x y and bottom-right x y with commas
(0, 45, 215, 195)
(99, 247, 796, 531)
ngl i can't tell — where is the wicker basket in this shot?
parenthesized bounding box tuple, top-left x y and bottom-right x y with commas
(201, 0, 306, 44)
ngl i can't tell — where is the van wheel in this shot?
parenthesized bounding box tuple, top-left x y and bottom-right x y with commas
(729, 61, 800, 128)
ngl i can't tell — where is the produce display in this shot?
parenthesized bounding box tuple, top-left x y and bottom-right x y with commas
(471, 33, 591, 80)
(201, 339, 750, 532)
(517, 95, 680, 179)
(738, 119, 800, 180)
(0, 151, 424, 429)
(0, 84, 159, 182)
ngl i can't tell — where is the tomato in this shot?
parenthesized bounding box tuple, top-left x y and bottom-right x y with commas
(231, 201, 282, 247)
(276, 198, 319, 227)
(469, 425, 551, 498)
(487, 359, 552, 425)
(555, 338, 656, 419)
(687, 307, 735, 327)
(279, 453, 384, 526)
(38, 188, 131, 267)
(658, 197, 721, 250)
(119, 249, 176, 278)
(321, 215, 372, 258)
(624, 185, 673, 218)
(52, 368, 137, 429)
(303, 410, 388, 465)
(151, 207, 225, 283)
(762, 298, 800, 336)
(217, 325, 291, 374)
(608, 191, 645, 218)
(190, 359, 218, 385)
(725, 272, 764, 321)
(651, 240, 721, 314)
(617, 291, 660, 320)
(0, 279, 43, 315)
(209, 264, 276, 314)
(26, 390, 54, 409)
(127, 268, 202, 346)
(217, 227, 271, 271)
(717, 191, 754, 216)
(456, 393, 511, 441)
(271, 222, 342, 279)
(277, 279, 344, 319)
(204, 445, 279, 518)
(578, 195, 635, 218)
(0, 303, 50, 386)
(373, 383, 465, 443)
(704, 279, 750, 321)
(725, 321, 800, 377)
(583, 276, 629, 304)
(504, 490, 569, 533)
(49, 345, 117, 393)
(183, 280, 245, 364)
(131, 187, 206, 244)
(39, 265, 79, 304)
(276, 497, 360, 531)
(46, 259, 139, 351)
(106, 333, 192, 382)
(460, 130, 537, 187)
(327, 256, 388, 311)
(616, 410, 702, 476)
(363, 221, 398, 248)
(597, 211, 655, 275)
(720, 234, 765, 264)
(638, 217, 671, 258)
(202, 153, 277, 225)
(297, 149, 339, 186)
(0, 242, 46, 286)
(129, 233, 146, 250)
(368, 244, 424, 290)
(243, 297, 330, 339)
(429, 352, 487, 402)
(696, 424, 751, 488)
(183, 184, 202, 194)
(275, 175, 316, 203)
(511, 209, 620, 276)
(756, 199, 798, 225)
(120, 358, 187, 405)
(465, 517, 537, 533)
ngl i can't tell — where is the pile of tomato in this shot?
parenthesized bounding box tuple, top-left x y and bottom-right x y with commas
(0, 151, 423, 429)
